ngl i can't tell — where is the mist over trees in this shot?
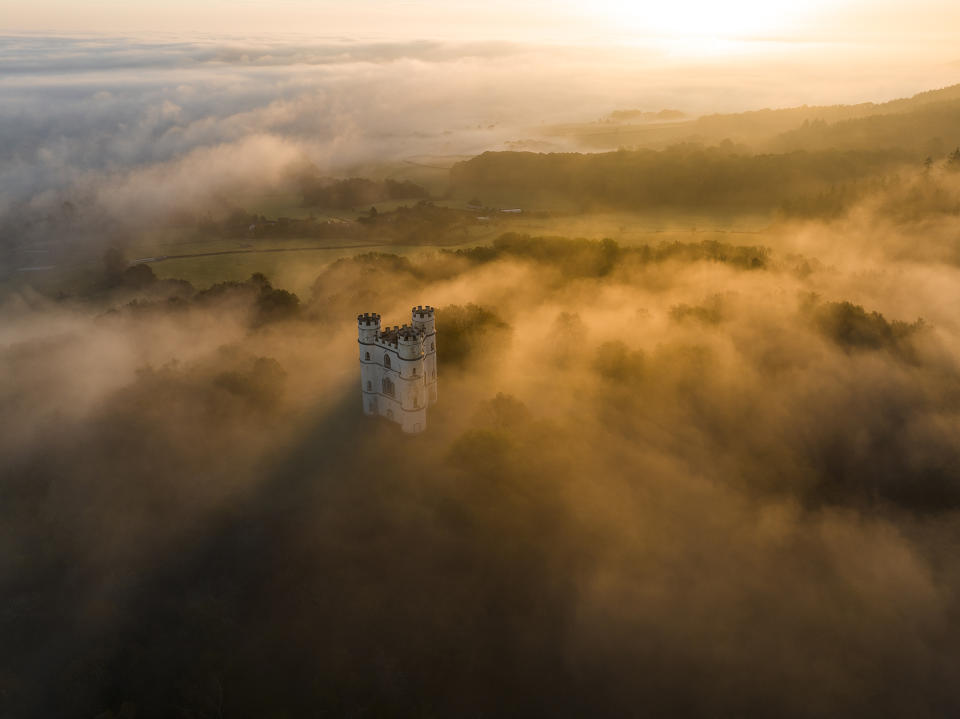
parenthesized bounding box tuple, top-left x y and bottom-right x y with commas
(449, 84, 960, 220)
(6, 44, 960, 717)
(5, 208, 960, 716)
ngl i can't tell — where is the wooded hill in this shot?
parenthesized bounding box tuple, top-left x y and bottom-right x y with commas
(449, 145, 912, 213)
(551, 83, 960, 153)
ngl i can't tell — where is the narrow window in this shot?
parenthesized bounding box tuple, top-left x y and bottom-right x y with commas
(431, 369, 436, 379)
(413, 394, 419, 409)
(383, 354, 391, 369)
(412, 366, 417, 376)
(430, 342, 434, 351)
(365, 352, 370, 361)
(366, 380, 372, 391)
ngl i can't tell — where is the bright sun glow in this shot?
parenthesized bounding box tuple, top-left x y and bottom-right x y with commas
(594, 0, 822, 39)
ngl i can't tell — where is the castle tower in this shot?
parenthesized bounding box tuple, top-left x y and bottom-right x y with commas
(358, 308, 435, 434)
(411, 305, 438, 404)
(397, 325, 427, 433)
(358, 313, 381, 417)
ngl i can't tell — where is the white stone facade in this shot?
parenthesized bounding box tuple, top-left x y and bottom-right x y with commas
(358, 305, 438, 433)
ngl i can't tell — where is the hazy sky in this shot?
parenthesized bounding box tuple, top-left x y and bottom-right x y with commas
(3, 0, 959, 238)
(3, 0, 960, 48)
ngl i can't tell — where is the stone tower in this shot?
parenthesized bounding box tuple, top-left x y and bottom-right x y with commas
(411, 305, 438, 404)
(358, 306, 438, 433)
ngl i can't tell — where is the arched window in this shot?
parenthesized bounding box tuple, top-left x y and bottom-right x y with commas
(412, 394, 419, 409)
(383, 354, 391, 369)
(382, 377, 395, 397)
(364, 352, 370, 361)
(412, 366, 417, 376)
(430, 342, 434, 351)
(366, 381, 372, 391)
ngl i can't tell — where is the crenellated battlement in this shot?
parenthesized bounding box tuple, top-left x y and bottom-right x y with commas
(358, 312, 381, 327)
(374, 324, 401, 347)
(411, 306, 436, 340)
(412, 305, 435, 320)
(368, 322, 425, 347)
(398, 324, 423, 342)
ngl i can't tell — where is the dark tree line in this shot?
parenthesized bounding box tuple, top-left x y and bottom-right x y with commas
(450, 145, 910, 213)
(299, 176, 429, 209)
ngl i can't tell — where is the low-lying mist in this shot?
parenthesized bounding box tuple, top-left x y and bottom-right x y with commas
(4, 195, 960, 716)
(4, 33, 960, 263)
(5, 30, 960, 716)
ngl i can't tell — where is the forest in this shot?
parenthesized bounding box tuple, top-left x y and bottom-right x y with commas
(5, 200, 960, 715)
(5, 57, 960, 717)
(449, 145, 914, 213)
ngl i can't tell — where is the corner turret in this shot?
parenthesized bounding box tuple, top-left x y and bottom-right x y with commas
(412, 305, 438, 404)
(411, 305, 435, 336)
(358, 312, 381, 343)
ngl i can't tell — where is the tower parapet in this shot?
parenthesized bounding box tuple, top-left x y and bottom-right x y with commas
(397, 324, 424, 360)
(411, 305, 435, 336)
(357, 312, 381, 343)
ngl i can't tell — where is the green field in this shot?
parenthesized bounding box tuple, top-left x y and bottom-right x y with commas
(3, 204, 779, 303)
(148, 242, 447, 297)
(142, 216, 776, 298)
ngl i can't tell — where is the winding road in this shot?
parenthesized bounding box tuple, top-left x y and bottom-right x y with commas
(134, 242, 391, 263)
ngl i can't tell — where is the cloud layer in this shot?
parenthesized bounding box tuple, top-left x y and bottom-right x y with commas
(3, 33, 959, 258)
(4, 208, 960, 715)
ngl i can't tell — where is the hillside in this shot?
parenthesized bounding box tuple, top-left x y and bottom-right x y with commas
(449, 145, 910, 212)
(540, 83, 960, 152)
(772, 98, 960, 154)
